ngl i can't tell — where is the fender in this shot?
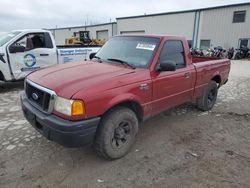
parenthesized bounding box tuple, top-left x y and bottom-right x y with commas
(211, 70, 220, 79)
(0, 53, 6, 64)
(105, 93, 144, 114)
(0, 51, 12, 81)
(211, 71, 222, 86)
(6, 45, 15, 80)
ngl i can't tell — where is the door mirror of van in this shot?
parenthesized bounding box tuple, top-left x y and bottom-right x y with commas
(89, 52, 97, 60)
(158, 60, 176, 72)
(9, 45, 25, 53)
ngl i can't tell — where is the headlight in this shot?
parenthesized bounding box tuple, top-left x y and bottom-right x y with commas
(54, 96, 85, 116)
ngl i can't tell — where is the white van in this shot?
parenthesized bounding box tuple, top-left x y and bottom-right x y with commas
(0, 29, 101, 81)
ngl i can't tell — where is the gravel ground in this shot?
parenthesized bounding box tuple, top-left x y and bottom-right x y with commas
(0, 60, 250, 188)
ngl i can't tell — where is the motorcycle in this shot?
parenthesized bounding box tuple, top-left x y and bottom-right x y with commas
(213, 46, 226, 58)
(227, 47, 235, 59)
(234, 47, 249, 60)
(190, 48, 204, 57)
(205, 48, 214, 57)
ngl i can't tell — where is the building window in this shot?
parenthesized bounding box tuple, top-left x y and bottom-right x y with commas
(239, 39, 250, 48)
(200, 40, 211, 50)
(233, 11, 246, 23)
(187, 40, 193, 48)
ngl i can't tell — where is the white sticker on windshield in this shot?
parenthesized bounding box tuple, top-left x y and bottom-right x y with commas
(136, 43, 156, 51)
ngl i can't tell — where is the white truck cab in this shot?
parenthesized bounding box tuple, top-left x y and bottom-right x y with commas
(0, 29, 100, 81)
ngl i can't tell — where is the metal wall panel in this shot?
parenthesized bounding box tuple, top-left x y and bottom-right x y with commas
(50, 3, 250, 50)
(198, 5, 250, 49)
(51, 23, 117, 45)
(117, 12, 196, 40)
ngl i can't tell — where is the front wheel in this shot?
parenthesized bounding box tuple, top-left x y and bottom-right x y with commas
(94, 107, 139, 160)
(197, 80, 218, 111)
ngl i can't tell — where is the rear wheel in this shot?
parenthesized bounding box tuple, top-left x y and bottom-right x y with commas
(94, 107, 139, 160)
(197, 80, 218, 111)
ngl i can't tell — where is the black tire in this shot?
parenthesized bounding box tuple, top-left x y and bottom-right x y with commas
(94, 107, 139, 160)
(197, 80, 218, 111)
(234, 52, 241, 60)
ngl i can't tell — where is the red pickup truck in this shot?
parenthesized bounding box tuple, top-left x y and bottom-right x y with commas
(21, 35, 230, 159)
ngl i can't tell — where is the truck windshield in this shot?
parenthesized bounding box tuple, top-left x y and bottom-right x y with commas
(0, 31, 21, 47)
(95, 36, 160, 68)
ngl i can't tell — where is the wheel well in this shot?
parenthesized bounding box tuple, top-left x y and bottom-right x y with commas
(211, 75, 221, 85)
(0, 71, 5, 81)
(107, 101, 144, 122)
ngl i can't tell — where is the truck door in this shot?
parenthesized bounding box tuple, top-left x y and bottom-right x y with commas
(152, 40, 196, 114)
(8, 32, 57, 80)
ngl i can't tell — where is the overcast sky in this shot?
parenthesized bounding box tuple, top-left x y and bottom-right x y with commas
(0, 0, 249, 32)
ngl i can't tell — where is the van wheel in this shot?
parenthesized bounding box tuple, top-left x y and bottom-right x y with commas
(197, 80, 218, 111)
(94, 107, 139, 160)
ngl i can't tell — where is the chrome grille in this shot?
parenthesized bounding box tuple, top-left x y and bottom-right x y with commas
(25, 80, 56, 113)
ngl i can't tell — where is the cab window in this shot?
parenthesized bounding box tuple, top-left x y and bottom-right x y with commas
(159, 40, 186, 69)
(13, 33, 53, 51)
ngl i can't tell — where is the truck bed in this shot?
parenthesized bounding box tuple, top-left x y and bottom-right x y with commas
(192, 56, 230, 100)
(192, 56, 223, 63)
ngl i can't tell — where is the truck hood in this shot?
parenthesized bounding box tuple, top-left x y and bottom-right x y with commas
(28, 61, 139, 98)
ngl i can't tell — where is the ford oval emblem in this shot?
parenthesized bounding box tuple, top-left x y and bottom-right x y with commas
(32, 93, 39, 100)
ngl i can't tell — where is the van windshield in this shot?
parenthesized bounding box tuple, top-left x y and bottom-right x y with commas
(95, 36, 160, 68)
(0, 31, 21, 47)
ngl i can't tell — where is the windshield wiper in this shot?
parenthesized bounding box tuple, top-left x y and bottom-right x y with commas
(107, 58, 136, 69)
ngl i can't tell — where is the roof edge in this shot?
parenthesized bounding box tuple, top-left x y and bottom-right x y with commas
(49, 22, 117, 30)
(117, 2, 250, 20)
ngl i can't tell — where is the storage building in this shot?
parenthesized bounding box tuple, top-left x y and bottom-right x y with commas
(50, 22, 117, 45)
(117, 2, 250, 49)
(50, 3, 250, 49)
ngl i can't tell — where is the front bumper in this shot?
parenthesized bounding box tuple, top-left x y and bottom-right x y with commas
(21, 92, 100, 147)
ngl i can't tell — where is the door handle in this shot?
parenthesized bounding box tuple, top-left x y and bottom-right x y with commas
(40, 54, 49, 56)
(184, 72, 190, 79)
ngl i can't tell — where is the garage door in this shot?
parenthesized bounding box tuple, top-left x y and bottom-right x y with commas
(120, 30, 145, 35)
(96, 30, 109, 41)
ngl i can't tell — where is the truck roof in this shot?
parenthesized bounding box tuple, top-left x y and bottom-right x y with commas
(12, 29, 50, 33)
(115, 34, 187, 40)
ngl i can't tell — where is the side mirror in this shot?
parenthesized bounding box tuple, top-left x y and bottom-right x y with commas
(158, 60, 176, 72)
(89, 52, 96, 60)
(9, 45, 25, 53)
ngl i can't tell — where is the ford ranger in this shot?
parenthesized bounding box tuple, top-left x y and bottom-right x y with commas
(21, 35, 230, 159)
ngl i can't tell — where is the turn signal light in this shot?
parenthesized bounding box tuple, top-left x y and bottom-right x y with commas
(71, 100, 85, 116)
